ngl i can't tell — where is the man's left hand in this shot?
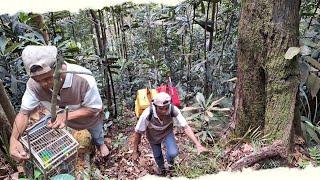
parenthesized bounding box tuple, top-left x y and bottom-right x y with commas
(47, 113, 66, 129)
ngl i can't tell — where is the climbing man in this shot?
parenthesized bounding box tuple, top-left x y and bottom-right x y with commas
(9, 45, 109, 161)
(132, 92, 208, 175)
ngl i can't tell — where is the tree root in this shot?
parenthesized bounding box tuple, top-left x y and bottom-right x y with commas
(229, 140, 287, 171)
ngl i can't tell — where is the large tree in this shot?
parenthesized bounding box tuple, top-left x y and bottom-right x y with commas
(231, 0, 301, 169)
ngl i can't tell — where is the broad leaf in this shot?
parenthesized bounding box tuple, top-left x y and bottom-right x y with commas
(206, 110, 213, 118)
(0, 35, 9, 55)
(176, 25, 185, 35)
(299, 61, 309, 85)
(300, 38, 318, 48)
(208, 96, 225, 109)
(195, 92, 205, 107)
(185, 112, 201, 121)
(210, 107, 230, 111)
(18, 35, 44, 45)
(204, 115, 210, 122)
(306, 73, 320, 98)
(300, 45, 312, 56)
(306, 125, 320, 144)
(305, 56, 320, 70)
(181, 106, 200, 112)
(206, 93, 213, 107)
(226, 77, 237, 82)
(4, 42, 23, 56)
(10, 74, 18, 95)
(284, 47, 300, 60)
(34, 169, 42, 179)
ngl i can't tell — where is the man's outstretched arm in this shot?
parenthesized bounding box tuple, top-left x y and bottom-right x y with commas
(10, 112, 30, 161)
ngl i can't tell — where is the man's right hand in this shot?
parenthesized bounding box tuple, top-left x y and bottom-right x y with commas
(131, 132, 142, 161)
(10, 138, 29, 161)
(132, 150, 139, 161)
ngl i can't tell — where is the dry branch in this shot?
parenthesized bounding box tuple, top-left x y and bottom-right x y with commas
(230, 140, 286, 171)
(60, 70, 92, 76)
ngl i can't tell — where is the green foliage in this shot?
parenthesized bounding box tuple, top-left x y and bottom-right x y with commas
(309, 146, 320, 166)
(260, 159, 282, 169)
(18, 168, 43, 180)
(182, 92, 230, 142)
(174, 151, 218, 178)
(226, 126, 270, 151)
(112, 133, 128, 149)
(242, 126, 270, 150)
(301, 116, 320, 145)
(183, 92, 230, 122)
(298, 12, 320, 147)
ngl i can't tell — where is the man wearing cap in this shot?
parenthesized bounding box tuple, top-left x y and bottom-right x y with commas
(132, 92, 207, 175)
(9, 45, 109, 161)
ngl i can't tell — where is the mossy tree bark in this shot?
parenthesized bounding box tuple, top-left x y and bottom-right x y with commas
(232, 0, 301, 155)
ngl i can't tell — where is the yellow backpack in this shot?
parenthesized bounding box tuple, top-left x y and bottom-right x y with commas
(135, 88, 158, 118)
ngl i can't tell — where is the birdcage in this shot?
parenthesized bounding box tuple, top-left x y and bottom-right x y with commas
(20, 115, 79, 179)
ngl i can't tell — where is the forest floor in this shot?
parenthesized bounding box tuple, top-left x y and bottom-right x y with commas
(86, 112, 315, 179)
(90, 112, 219, 179)
(0, 109, 316, 179)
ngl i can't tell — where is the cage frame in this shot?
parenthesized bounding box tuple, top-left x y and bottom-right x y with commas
(20, 115, 79, 178)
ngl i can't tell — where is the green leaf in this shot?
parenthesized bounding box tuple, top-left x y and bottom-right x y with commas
(104, 111, 110, 120)
(306, 126, 320, 144)
(206, 110, 213, 118)
(201, 131, 207, 142)
(205, 93, 213, 107)
(4, 42, 23, 56)
(33, 31, 46, 44)
(306, 73, 320, 98)
(285, 47, 300, 60)
(300, 61, 310, 85)
(176, 25, 185, 35)
(196, 92, 205, 107)
(181, 106, 200, 112)
(204, 115, 210, 122)
(300, 38, 318, 48)
(185, 112, 201, 121)
(208, 96, 225, 109)
(0, 35, 9, 55)
(305, 56, 320, 70)
(18, 35, 45, 45)
(10, 74, 18, 95)
(34, 169, 42, 179)
(200, 1, 206, 14)
(300, 121, 307, 141)
(210, 107, 230, 111)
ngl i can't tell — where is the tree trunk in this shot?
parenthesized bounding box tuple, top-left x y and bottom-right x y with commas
(89, 10, 103, 56)
(204, 2, 211, 97)
(232, 0, 301, 156)
(208, 2, 216, 51)
(68, 12, 77, 43)
(0, 80, 15, 126)
(50, 12, 57, 39)
(120, 13, 128, 60)
(98, 10, 107, 56)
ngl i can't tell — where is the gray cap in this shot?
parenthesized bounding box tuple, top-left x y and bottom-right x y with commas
(22, 45, 57, 77)
(153, 92, 171, 106)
